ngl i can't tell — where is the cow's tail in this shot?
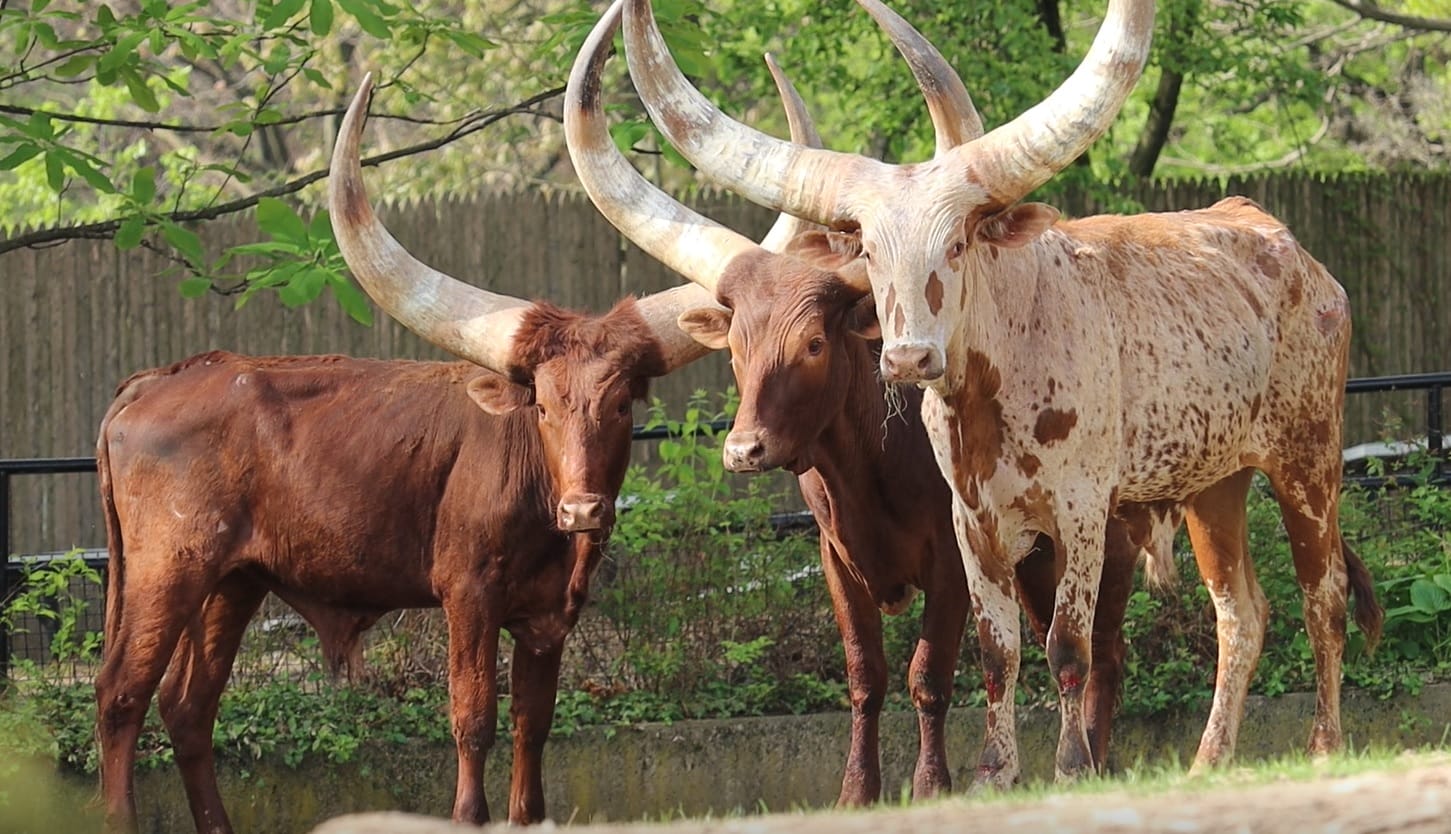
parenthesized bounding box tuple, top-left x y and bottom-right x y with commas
(1342, 534, 1384, 655)
(96, 372, 156, 661)
(1141, 544, 1179, 592)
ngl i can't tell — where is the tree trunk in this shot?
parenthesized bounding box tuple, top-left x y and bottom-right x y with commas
(1128, 68, 1184, 177)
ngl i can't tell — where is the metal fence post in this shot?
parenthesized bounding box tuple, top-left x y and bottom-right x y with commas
(1, 471, 11, 687)
(1429, 383, 1445, 482)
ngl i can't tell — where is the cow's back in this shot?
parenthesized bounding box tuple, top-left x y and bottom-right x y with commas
(100, 351, 540, 609)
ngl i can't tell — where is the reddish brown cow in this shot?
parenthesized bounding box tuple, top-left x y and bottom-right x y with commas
(562, 4, 1151, 802)
(94, 77, 720, 834)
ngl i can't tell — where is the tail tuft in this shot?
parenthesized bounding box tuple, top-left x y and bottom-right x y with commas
(1342, 535, 1384, 654)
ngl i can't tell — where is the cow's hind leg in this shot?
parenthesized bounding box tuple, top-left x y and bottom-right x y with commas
(1263, 461, 1350, 757)
(506, 638, 566, 824)
(821, 539, 888, 805)
(442, 596, 501, 824)
(1044, 491, 1111, 782)
(157, 575, 267, 834)
(1184, 469, 1266, 772)
(96, 560, 214, 833)
(1083, 518, 1138, 772)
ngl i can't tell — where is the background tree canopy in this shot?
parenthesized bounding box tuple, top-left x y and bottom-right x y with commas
(1, 0, 1447, 313)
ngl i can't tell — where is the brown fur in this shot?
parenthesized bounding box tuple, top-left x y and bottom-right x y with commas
(95, 340, 661, 834)
(694, 249, 1143, 802)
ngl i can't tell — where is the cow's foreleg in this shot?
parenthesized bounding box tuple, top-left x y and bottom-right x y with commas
(1185, 469, 1264, 772)
(507, 639, 565, 825)
(821, 539, 887, 806)
(158, 576, 266, 834)
(956, 502, 1022, 791)
(1266, 464, 1349, 758)
(1045, 494, 1110, 782)
(444, 607, 500, 824)
(908, 546, 969, 800)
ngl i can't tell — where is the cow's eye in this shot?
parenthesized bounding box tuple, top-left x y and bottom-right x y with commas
(807, 337, 825, 356)
(616, 400, 631, 418)
(536, 403, 547, 420)
(948, 240, 966, 259)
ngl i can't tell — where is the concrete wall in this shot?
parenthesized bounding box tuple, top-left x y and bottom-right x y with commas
(67, 684, 1451, 832)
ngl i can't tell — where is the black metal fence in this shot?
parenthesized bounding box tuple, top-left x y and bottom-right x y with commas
(3, 372, 1448, 683)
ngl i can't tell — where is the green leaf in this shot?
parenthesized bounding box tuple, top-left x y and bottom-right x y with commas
(99, 31, 147, 74)
(1409, 579, 1451, 615)
(307, 209, 334, 243)
(440, 29, 495, 58)
(327, 273, 374, 325)
(302, 67, 332, 88)
(160, 222, 204, 265)
(278, 267, 328, 307)
(336, 0, 391, 38)
(44, 153, 65, 192)
(130, 166, 156, 204)
(610, 120, 651, 154)
(0, 144, 42, 171)
(178, 277, 212, 298)
(263, 0, 308, 30)
(227, 241, 305, 257)
(122, 68, 161, 113)
(255, 197, 309, 244)
(53, 54, 95, 78)
(309, 0, 334, 35)
(56, 150, 116, 193)
(114, 215, 145, 250)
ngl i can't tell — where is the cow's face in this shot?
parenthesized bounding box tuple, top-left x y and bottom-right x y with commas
(679, 235, 878, 474)
(470, 300, 664, 536)
(853, 172, 1062, 387)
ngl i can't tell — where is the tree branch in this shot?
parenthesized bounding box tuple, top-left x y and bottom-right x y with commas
(0, 85, 567, 255)
(0, 102, 500, 133)
(1324, 0, 1451, 33)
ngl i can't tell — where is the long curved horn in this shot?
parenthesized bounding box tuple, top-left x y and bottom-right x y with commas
(948, 0, 1154, 203)
(622, 0, 872, 227)
(565, 0, 763, 296)
(564, 1, 741, 371)
(855, 0, 984, 153)
(759, 52, 828, 252)
(329, 75, 528, 375)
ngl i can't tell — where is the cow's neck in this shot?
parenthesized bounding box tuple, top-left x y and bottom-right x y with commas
(811, 338, 915, 496)
(946, 243, 1051, 388)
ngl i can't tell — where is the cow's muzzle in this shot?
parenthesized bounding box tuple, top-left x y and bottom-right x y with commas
(881, 342, 945, 383)
(723, 430, 768, 473)
(558, 493, 613, 533)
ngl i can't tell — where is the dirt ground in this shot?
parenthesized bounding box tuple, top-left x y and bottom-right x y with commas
(313, 755, 1451, 834)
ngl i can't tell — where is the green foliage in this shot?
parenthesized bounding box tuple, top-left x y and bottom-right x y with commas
(584, 390, 845, 719)
(0, 551, 104, 665)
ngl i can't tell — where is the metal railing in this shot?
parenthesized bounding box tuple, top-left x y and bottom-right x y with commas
(3, 371, 1447, 681)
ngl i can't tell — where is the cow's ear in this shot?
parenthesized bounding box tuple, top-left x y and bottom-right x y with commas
(976, 202, 1060, 249)
(466, 374, 533, 415)
(847, 293, 880, 340)
(677, 308, 732, 350)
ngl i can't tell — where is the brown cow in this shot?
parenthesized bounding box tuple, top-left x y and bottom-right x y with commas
(562, 3, 1155, 802)
(93, 77, 720, 833)
(620, 0, 1384, 788)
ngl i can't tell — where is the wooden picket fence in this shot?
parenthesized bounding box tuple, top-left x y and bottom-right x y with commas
(2, 172, 1448, 554)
